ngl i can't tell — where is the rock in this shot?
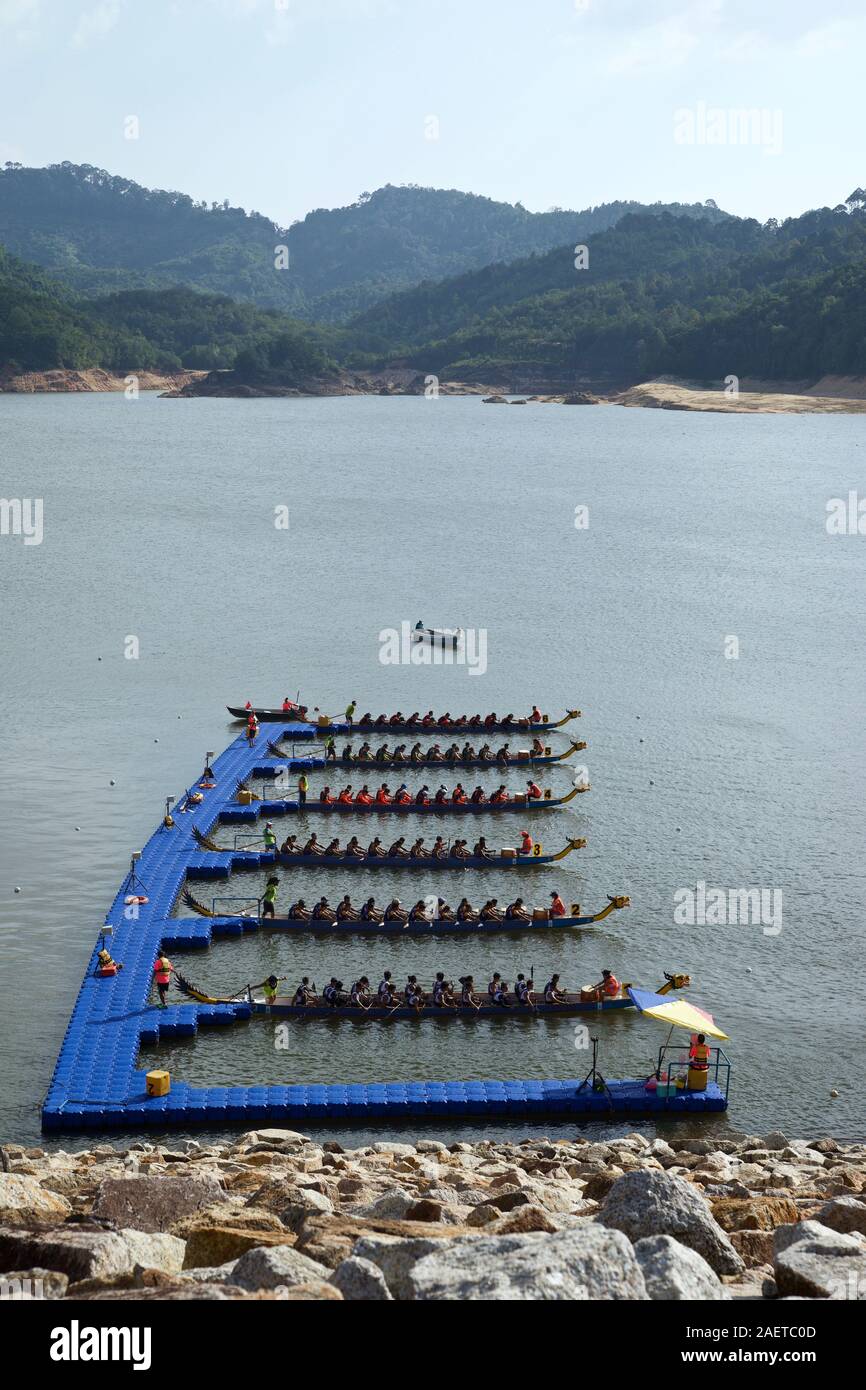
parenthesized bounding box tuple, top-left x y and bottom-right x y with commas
(411, 1226, 648, 1301)
(353, 1191, 417, 1221)
(762, 1131, 789, 1151)
(482, 394, 507, 404)
(229, 1243, 330, 1292)
(711, 1197, 800, 1233)
(351, 1234, 455, 1300)
(0, 1175, 71, 1227)
(237, 1129, 311, 1148)
(246, 1181, 333, 1225)
(116, 1230, 185, 1274)
(731, 1230, 775, 1267)
(470, 1187, 531, 1217)
(774, 1220, 866, 1299)
(183, 1260, 238, 1283)
(0, 1225, 177, 1282)
(815, 1197, 866, 1237)
(599, 1171, 744, 1275)
(330, 1256, 393, 1301)
(561, 391, 598, 405)
(371, 1142, 416, 1157)
(486, 1206, 561, 1236)
(809, 1138, 840, 1154)
(280, 1280, 343, 1300)
(0, 1266, 69, 1298)
(415, 1141, 448, 1154)
(183, 1225, 296, 1268)
(92, 1175, 225, 1232)
(582, 1173, 619, 1202)
(634, 1235, 730, 1300)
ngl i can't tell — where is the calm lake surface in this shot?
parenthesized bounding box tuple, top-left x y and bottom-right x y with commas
(1, 391, 864, 1147)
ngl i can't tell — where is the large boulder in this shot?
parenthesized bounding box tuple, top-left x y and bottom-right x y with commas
(634, 1236, 730, 1300)
(814, 1197, 866, 1238)
(410, 1226, 648, 1301)
(711, 1197, 800, 1233)
(773, 1220, 866, 1299)
(330, 1256, 393, 1301)
(0, 1225, 181, 1282)
(229, 1244, 330, 1292)
(92, 1175, 225, 1232)
(183, 1225, 296, 1269)
(351, 1234, 459, 1300)
(598, 1171, 744, 1275)
(0, 1175, 71, 1228)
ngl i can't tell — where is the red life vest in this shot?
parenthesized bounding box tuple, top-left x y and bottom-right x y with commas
(550, 895, 565, 917)
(154, 958, 172, 986)
(375, 790, 390, 804)
(527, 783, 541, 798)
(338, 792, 353, 804)
(603, 974, 620, 997)
(520, 832, 533, 853)
(355, 792, 372, 805)
(690, 1041, 711, 1070)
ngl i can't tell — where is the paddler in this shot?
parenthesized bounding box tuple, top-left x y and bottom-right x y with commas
(354, 784, 373, 805)
(531, 736, 545, 755)
(337, 786, 353, 805)
(153, 953, 174, 1008)
(261, 875, 279, 919)
(526, 779, 542, 799)
(590, 969, 620, 1002)
(282, 697, 293, 712)
(490, 785, 509, 804)
(530, 705, 542, 723)
(519, 829, 533, 855)
(549, 890, 566, 917)
(375, 783, 391, 804)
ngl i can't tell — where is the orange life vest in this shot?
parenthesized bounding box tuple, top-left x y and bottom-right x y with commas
(527, 783, 541, 798)
(154, 958, 172, 986)
(603, 974, 620, 997)
(356, 792, 373, 805)
(520, 832, 533, 853)
(690, 1042, 711, 1070)
(550, 895, 565, 917)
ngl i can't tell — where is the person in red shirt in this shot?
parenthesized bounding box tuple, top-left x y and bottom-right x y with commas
(490, 786, 509, 805)
(526, 780, 542, 799)
(355, 785, 373, 805)
(394, 784, 411, 805)
(549, 891, 566, 917)
(530, 705, 542, 723)
(375, 784, 391, 804)
(337, 786, 353, 805)
(452, 783, 467, 804)
(519, 829, 533, 855)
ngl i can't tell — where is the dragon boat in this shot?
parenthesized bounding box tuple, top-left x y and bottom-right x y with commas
(174, 971, 690, 1020)
(260, 738, 587, 772)
(193, 825, 586, 868)
(180, 891, 630, 935)
(228, 707, 581, 733)
(230, 783, 587, 816)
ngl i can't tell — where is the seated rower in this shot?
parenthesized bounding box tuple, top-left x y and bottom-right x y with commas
(336, 894, 358, 921)
(357, 742, 372, 761)
(392, 744, 407, 764)
(323, 837, 341, 856)
(483, 712, 497, 730)
(505, 897, 531, 922)
(292, 977, 316, 1007)
(421, 710, 436, 728)
(388, 836, 409, 858)
(452, 783, 467, 804)
(394, 784, 411, 805)
(427, 744, 443, 762)
(406, 712, 420, 727)
(452, 714, 468, 729)
(487, 971, 502, 1000)
(281, 833, 299, 854)
(456, 897, 476, 922)
(501, 713, 515, 729)
(468, 713, 482, 729)
(361, 896, 382, 922)
(490, 785, 509, 804)
(493, 978, 511, 1008)
(382, 979, 400, 1007)
(341, 743, 354, 764)
(530, 705, 543, 723)
(409, 837, 427, 860)
(357, 713, 373, 728)
(384, 898, 408, 923)
(337, 786, 353, 805)
(431, 835, 448, 860)
(437, 712, 452, 729)
(344, 835, 365, 859)
(405, 975, 425, 1011)
(409, 743, 424, 764)
(287, 898, 310, 921)
(375, 784, 391, 805)
(478, 743, 494, 762)
(355, 785, 373, 805)
(319, 786, 334, 805)
(350, 976, 371, 1009)
(470, 786, 486, 804)
(374, 745, 391, 764)
(496, 746, 511, 766)
(473, 836, 495, 860)
(434, 785, 448, 805)
(519, 829, 533, 856)
(515, 974, 535, 1008)
(444, 743, 461, 764)
(312, 896, 332, 921)
(377, 970, 394, 999)
(367, 837, 386, 859)
(409, 899, 431, 923)
(590, 969, 621, 1002)
(303, 833, 324, 855)
(437, 898, 456, 923)
(388, 711, 404, 727)
(461, 743, 475, 762)
(459, 974, 480, 1009)
(531, 737, 545, 755)
(415, 785, 431, 806)
(526, 780, 542, 800)
(480, 899, 504, 922)
(449, 838, 469, 862)
(544, 974, 565, 1004)
(373, 714, 388, 729)
(432, 973, 456, 1009)
(322, 978, 343, 1008)
(549, 890, 566, 917)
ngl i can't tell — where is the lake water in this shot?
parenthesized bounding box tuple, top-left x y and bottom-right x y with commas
(1, 391, 864, 1147)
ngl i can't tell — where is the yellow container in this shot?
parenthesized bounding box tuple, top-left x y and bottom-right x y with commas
(317, 715, 331, 728)
(237, 789, 252, 805)
(687, 1066, 708, 1092)
(146, 1070, 170, 1098)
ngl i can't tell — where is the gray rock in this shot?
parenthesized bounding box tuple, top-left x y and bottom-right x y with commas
(774, 1220, 866, 1299)
(116, 1229, 185, 1274)
(598, 1171, 744, 1275)
(410, 1226, 648, 1301)
(815, 1197, 866, 1237)
(229, 1244, 330, 1291)
(0, 1175, 71, 1228)
(352, 1191, 417, 1221)
(762, 1131, 789, 1151)
(183, 1260, 238, 1284)
(371, 1142, 416, 1157)
(92, 1175, 225, 1233)
(330, 1256, 393, 1301)
(352, 1234, 458, 1299)
(0, 1224, 183, 1281)
(634, 1235, 730, 1300)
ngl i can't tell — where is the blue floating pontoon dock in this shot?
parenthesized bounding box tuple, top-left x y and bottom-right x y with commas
(42, 724, 728, 1132)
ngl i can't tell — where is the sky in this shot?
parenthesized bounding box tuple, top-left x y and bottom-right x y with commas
(1, 0, 864, 227)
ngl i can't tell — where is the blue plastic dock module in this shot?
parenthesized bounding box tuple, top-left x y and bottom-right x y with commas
(42, 723, 728, 1134)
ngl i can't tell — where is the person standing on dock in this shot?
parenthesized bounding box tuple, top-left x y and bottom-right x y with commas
(298, 773, 308, 806)
(153, 954, 174, 1008)
(261, 876, 279, 919)
(325, 736, 337, 762)
(345, 700, 357, 726)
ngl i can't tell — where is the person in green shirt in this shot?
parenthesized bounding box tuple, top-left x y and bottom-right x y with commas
(261, 875, 279, 919)
(298, 774, 309, 806)
(261, 974, 280, 1005)
(345, 700, 357, 726)
(325, 736, 336, 762)
(262, 822, 277, 854)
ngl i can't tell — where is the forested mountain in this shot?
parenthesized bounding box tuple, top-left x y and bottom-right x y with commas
(341, 199, 866, 383)
(0, 162, 731, 322)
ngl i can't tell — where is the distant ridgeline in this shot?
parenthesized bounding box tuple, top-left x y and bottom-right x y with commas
(1, 161, 866, 384)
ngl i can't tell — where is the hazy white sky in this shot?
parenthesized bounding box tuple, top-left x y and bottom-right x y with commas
(1, 0, 864, 226)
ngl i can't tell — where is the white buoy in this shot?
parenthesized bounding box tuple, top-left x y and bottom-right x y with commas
(745, 965, 752, 973)
(830, 1089, 839, 1099)
(14, 886, 21, 893)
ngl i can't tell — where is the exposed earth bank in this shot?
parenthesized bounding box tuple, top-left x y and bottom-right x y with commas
(0, 368, 207, 393)
(2, 1129, 865, 1300)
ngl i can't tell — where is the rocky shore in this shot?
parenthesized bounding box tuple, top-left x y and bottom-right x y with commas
(2, 1130, 865, 1301)
(0, 368, 206, 393)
